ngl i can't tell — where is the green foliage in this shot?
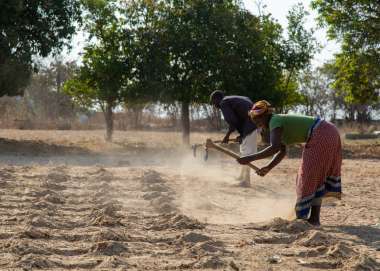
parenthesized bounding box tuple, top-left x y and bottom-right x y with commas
(0, 59, 31, 97)
(312, 0, 380, 119)
(132, 1, 316, 106)
(63, 78, 96, 109)
(332, 52, 380, 106)
(0, 0, 82, 97)
(65, 0, 130, 108)
(311, 0, 379, 54)
(64, 0, 317, 141)
(64, 0, 134, 140)
(283, 4, 318, 80)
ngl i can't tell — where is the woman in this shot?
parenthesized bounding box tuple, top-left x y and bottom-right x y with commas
(237, 100, 342, 225)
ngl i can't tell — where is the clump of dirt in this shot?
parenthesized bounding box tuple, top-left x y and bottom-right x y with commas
(89, 167, 114, 182)
(142, 183, 169, 192)
(31, 199, 57, 210)
(343, 254, 380, 271)
(91, 241, 128, 256)
(46, 172, 68, 183)
(15, 254, 57, 269)
(151, 196, 174, 206)
(31, 189, 64, 204)
(293, 246, 328, 257)
(98, 171, 114, 182)
(90, 214, 123, 227)
(42, 193, 65, 204)
(295, 230, 336, 247)
(93, 188, 113, 199)
(150, 196, 177, 213)
(93, 229, 128, 242)
(255, 218, 313, 234)
(97, 256, 130, 269)
(29, 189, 53, 197)
(157, 202, 177, 213)
(29, 217, 55, 228)
(194, 256, 226, 269)
(297, 259, 340, 269)
(5, 240, 50, 256)
(191, 240, 226, 254)
(91, 204, 122, 218)
(96, 201, 123, 211)
(19, 226, 50, 239)
(0, 179, 8, 187)
(180, 232, 212, 243)
(41, 181, 66, 191)
(142, 191, 162, 200)
(253, 232, 296, 244)
(148, 214, 205, 230)
(141, 170, 164, 184)
(88, 179, 111, 189)
(326, 242, 355, 259)
(89, 167, 107, 175)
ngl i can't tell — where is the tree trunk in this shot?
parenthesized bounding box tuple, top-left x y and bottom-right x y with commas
(331, 98, 337, 122)
(104, 101, 114, 142)
(181, 101, 190, 145)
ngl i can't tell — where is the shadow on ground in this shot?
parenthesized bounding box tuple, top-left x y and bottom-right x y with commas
(0, 138, 91, 156)
(325, 225, 380, 250)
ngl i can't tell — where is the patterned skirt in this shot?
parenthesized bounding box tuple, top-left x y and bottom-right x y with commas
(295, 120, 342, 219)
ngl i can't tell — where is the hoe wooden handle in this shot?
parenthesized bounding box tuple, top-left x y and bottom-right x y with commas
(205, 139, 260, 171)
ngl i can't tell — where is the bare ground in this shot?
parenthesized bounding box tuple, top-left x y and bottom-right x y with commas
(0, 130, 379, 270)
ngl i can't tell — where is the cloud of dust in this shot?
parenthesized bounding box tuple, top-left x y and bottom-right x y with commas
(172, 151, 296, 224)
(92, 146, 296, 225)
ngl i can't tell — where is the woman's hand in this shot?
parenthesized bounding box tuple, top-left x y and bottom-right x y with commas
(237, 155, 253, 165)
(256, 166, 271, 177)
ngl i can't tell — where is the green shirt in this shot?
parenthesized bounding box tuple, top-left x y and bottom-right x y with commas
(269, 114, 316, 145)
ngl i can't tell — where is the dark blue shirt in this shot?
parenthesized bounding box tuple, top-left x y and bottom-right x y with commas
(220, 95, 257, 138)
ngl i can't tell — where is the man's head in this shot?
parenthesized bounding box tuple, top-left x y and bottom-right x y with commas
(209, 90, 224, 108)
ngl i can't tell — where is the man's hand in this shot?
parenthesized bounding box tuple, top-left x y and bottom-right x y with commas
(237, 155, 253, 165)
(222, 135, 230, 144)
(256, 166, 271, 177)
(236, 135, 242, 144)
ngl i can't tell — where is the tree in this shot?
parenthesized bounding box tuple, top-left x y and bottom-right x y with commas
(280, 3, 318, 108)
(24, 60, 78, 122)
(311, 0, 380, 117)
(64, 0, 132, 141)
(298, 68, 333, 118)
(330, 51, 380, 122)
(318, 62, 346, 121)
(65, 0, 317, 143)
(139, 1, 316, 144)
(0, 0, 82, 97)
(311, 0, 380, 58)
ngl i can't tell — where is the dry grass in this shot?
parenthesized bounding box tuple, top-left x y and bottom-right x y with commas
(0, 129, 379, 159)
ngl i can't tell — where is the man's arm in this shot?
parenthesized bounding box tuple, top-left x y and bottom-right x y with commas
(220, 103, 239, 143)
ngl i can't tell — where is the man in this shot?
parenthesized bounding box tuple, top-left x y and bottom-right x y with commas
(210, 90, 257, 187)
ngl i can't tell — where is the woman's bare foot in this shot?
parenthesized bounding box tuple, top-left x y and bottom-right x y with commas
(307, 218, 321, 226)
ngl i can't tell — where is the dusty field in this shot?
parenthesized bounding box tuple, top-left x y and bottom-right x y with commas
(0, 130, 379, 270)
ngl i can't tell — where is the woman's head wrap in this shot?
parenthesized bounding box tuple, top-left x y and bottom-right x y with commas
(249, 100, 273, 119)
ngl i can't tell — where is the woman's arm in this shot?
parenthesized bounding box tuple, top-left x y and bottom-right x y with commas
(256, 144, 286, 176)
(266, 144, 286, 170)
(237, 127, 283, 164)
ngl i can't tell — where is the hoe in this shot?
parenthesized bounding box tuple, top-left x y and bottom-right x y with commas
(192, 138, 259, 171)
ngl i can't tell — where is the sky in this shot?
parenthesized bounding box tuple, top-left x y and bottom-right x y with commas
(64, 0, 340, 67)
(242, 0, 340, 66)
